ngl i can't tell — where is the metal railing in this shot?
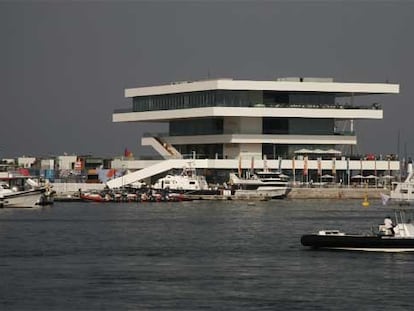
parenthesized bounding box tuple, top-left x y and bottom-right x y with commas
(113, 102, 381, 113)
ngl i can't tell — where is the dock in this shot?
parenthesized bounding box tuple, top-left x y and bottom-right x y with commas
(171, 188, 390, 201)
(52, 185, 390, 202)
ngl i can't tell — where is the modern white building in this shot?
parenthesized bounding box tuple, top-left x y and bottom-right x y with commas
(108, 77, 400, 188)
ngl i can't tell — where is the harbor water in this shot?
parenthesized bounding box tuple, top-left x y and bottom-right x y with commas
(1, 199, 413, 310)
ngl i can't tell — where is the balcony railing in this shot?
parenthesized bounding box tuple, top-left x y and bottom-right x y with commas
(113, 102, 381, 114)
(143, 131, 355, 137)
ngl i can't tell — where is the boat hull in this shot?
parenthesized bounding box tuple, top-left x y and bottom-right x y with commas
(0, 189, 44, 208)
(234, 187, 290, 200)
(80, 193, 111, 203)
(301, 234, 414, 252)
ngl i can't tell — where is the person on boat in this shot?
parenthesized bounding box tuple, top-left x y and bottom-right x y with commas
(384, 216, 395, 235)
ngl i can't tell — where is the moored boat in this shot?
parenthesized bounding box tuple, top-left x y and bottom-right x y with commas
(152, 164, 210, 192)
(229, 170, 291, 199)
(78, 187, 194, 203)
(0, 173, 47, 208)
(301, 210, 414, 252)
(80, 191, 112, 203)
(390, 170, 414, 204)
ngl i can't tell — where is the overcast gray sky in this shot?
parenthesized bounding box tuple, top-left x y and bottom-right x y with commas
(1, 1, 413, 159)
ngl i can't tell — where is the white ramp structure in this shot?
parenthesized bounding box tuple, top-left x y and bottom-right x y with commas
(106, 158, 236, 189)
(106, 159, 190, 189)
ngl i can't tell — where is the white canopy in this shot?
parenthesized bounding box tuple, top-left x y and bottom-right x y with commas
(326, 149, 342, 155)
(294, 148, 313, 154)
(294, 148, 342, 155)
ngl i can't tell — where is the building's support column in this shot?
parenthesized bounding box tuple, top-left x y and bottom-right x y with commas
(223, 117, 262, 159)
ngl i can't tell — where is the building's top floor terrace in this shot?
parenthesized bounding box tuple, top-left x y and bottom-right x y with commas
(124, 77, 399, 98)
(115, 78, 399, 114)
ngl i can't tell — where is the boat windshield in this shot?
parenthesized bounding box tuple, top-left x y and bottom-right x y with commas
(394, 209, 413, 225)
(256, 172, 289, 181)
(0, 182, 11, 190)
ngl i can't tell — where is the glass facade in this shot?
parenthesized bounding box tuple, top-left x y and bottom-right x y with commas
(175, 144, 223, 159)
(263, 118, 289, 134)
(262, 144, 289, 159)
(288, 118, 334, 135)
(132, 89, 342, 160)
(263, 91, 289, 105)
(170, 118, 223, 136)
(289, 92, 335, 106)
(132, 90, 337, 112)
(133, 90, 262, 112)
(263, 118, 334, 135)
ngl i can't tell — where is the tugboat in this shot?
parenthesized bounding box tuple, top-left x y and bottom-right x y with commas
(301, 210, 414, 252)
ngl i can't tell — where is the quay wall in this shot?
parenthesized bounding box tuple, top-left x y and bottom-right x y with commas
(52, 183, 106, 195)
(186, 188, 390, 201)
(288, 187, 389, 199)
(51, 182, 390, 200)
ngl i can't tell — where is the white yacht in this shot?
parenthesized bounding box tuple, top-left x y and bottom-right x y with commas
(229, 170, 291, 199)
(0, 175, 45, 208)
(390, 166, 414, 204)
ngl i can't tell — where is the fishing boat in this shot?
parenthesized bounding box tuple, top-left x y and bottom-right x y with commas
(229, 170, 291, 200)
(0, 173, 46, 208)
(301, 210, 414, 252)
